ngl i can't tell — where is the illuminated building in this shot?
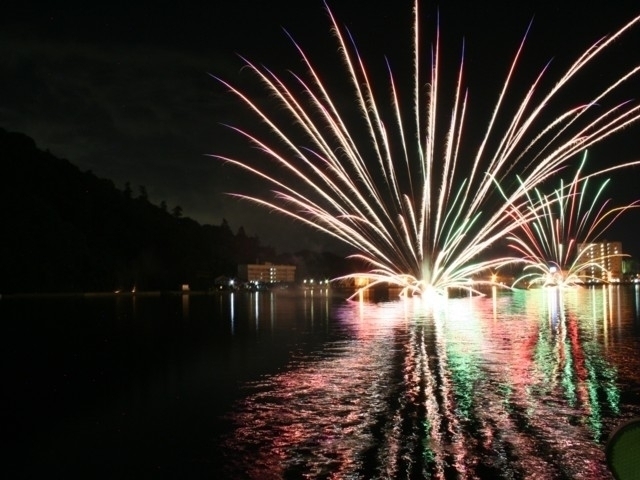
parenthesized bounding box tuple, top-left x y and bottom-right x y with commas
(576, 241, 623, 283)
(238, 262, 297, 284)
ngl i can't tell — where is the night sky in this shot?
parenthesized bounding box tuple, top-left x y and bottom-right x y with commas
(2, 1, 640, 256)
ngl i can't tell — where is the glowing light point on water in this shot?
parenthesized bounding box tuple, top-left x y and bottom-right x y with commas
(213, 2, 640, 299)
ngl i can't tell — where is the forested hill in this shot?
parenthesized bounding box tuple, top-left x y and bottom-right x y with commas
(0, 128, 270, 294)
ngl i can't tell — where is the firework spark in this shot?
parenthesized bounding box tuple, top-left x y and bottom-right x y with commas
(212, 1, 640, 298)
(506, 151, 640, 288)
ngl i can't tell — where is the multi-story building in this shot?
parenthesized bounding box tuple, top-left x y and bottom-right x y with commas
(237, 262, 297, 284)
(576, 241, 623, 282)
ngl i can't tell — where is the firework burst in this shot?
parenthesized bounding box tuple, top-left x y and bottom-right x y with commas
(212, 1, 640, 298)
(506, 151, 640, 288)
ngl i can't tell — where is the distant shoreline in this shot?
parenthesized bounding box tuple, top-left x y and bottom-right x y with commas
(0, 286, 349, 300)
(2, 282, 640, 301)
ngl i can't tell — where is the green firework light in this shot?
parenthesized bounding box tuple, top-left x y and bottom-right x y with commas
(507, 152, 640, 288)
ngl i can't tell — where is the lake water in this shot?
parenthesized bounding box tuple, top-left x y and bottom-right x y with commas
(4, 286, 640, 479)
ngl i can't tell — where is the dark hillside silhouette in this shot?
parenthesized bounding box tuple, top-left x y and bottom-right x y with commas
(0, 128, 264, 293)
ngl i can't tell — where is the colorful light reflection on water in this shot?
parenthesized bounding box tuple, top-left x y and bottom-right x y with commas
(222, 286, 640, 479)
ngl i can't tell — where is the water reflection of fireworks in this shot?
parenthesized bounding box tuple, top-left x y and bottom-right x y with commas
(222, 293, 622, 478)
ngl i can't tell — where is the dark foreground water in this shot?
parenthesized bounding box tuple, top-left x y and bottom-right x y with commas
(4, 286, 640, 479)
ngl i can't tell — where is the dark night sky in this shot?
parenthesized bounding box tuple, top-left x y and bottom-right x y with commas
(2, 1, 640, 256)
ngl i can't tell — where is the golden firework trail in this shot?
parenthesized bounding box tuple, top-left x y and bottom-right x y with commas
(212, 1, 640, 298)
